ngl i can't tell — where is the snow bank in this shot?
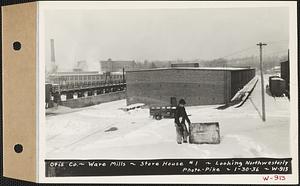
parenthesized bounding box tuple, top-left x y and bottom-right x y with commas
(231, 76, 258, 102)
(120, 103, 146, 111)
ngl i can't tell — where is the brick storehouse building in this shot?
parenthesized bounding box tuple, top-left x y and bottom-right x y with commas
(126, 67, 255, 106)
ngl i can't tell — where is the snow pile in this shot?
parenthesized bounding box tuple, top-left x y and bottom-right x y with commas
(231, 76, 258, 103)
(120, 103, 146, 111)
(46, 76, 290, 159)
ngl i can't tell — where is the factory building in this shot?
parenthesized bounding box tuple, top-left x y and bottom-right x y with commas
(100, 58, 135, 72)
(126, 67, 255, 106)
(48, 71, 124, 91)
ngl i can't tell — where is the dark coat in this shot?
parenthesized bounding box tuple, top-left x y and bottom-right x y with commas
(174, 106, 190, 126)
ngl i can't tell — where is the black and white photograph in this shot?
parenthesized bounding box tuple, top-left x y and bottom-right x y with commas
(38, 1, 298, 183)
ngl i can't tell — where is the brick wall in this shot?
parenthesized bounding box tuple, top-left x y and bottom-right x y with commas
(126, 69, 231, 106)
(230, 69, 256, 97)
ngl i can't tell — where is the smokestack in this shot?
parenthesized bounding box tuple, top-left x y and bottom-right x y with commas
(50, 39, 55, 63)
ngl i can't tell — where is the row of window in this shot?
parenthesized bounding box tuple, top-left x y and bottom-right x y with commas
(50, 74, 123, 81)
(53, 80, 124, 85)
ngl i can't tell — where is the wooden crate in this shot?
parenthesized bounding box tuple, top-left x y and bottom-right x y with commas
(189, 122, 220, 144)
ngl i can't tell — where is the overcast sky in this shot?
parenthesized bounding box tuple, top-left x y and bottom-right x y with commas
(44, 7, 289, 71)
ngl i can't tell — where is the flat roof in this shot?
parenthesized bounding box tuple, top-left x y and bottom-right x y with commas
(49, 72, 102, 76)
(280, 60, 289, 64)
(272, 77, 284, 81)
(49, 71, 125, 76)
(55, 71, 100, 74)
(100, 60, 135, 62)
(127, 67, 254, 72)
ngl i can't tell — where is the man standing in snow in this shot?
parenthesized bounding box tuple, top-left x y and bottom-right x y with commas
(174, 99, 191, 144)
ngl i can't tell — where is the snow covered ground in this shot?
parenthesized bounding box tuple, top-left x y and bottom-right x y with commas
(45, 76, 290, 159)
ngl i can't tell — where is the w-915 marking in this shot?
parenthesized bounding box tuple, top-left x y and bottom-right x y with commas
(262, 175, 286, 181)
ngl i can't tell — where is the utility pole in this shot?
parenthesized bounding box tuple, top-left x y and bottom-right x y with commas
(257, 42, 267, 122)
(122, 67, 125, 84)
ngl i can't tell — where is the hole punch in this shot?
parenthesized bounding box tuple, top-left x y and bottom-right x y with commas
(13, 41, 21, 51)
(14, 144, 23, 153)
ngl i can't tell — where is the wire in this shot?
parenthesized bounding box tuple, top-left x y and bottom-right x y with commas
(243, 49, 288, 59)
(263, 49, 288, 56)
(218, 46, 257, 59)
(215, 39, 289, 60)
(264, 39, 289, 44)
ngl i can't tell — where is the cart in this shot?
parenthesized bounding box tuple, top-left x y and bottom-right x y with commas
(149, 106, 177, 120)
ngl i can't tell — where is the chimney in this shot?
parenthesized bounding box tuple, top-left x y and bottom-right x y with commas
(50, 39, 55, 63)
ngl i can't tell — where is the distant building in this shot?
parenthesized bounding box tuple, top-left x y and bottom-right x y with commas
(100, 58, 135, 72)
(126, 67, 255, 106)
(73, 60, 88, 72)
(171, 63, 199, 68)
